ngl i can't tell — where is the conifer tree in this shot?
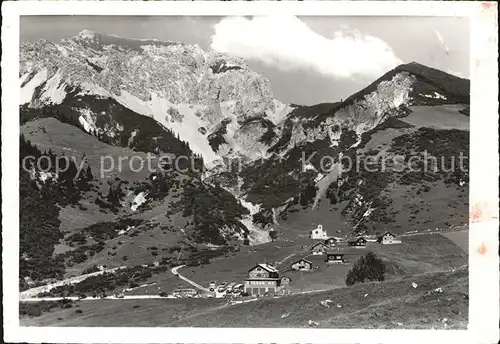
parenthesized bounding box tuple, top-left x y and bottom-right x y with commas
(345, 252, 386, 286)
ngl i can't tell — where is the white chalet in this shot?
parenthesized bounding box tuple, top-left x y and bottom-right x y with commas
(310, 224, 329, 240)
(377, 232, 402, 245)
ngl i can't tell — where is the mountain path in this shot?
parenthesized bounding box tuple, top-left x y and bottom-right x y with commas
(171, 265, 210, 292)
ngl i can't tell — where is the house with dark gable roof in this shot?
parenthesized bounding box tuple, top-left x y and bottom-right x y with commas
(311, 242, 328, 255)
(348, 237, 367, 248)
(377, 231, 402, 244)
(324, 237, 338, 248)
(290, 258, 313, 271)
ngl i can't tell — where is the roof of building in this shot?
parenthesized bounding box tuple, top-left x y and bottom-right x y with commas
(348, 237, 367, 243)
(291, 258, 312, 265)
(312, 242, 328, 248)
(380, 231, 396, 237)
(324, 237, 338, 242)
(249, 263, 279, 273)
(244, 277, 280, 281)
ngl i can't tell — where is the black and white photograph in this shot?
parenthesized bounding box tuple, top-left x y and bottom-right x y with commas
(2, 1, 499, 343)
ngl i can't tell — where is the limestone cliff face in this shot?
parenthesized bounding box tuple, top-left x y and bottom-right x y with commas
(272, 72, 416, 157)
(20, 30, 291, 164)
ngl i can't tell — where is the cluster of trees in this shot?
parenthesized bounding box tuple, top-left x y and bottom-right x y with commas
(240, 156, 301, 209)
(94, 184, 126, 214)
(20, 136, 63, 281)
(20, 134, 100, 281)
(46, 265, 157, 298)
(20, 134, 94, 206)
(79, 218, 144, 242)
(55, 241, 106, 267)
(298, 182, 318, 207)
(346, 252, 386, 286)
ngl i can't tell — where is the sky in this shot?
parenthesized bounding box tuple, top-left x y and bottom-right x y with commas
(20, 16, 470, 105)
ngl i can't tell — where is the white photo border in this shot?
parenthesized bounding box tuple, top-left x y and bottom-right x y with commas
(2, 1, 498, 343)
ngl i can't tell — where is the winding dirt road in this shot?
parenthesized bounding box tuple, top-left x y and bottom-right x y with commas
(20, 266, 127, 300)
(171, 265, 210, 293)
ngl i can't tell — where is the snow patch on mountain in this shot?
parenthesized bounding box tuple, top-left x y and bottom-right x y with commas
(128, 129, 138, 146)
(77, 82, 110, 98)
(131, 192, 148, 212)
(78, 108, 98, 135)
(422, 92, 447, 100)
(118, 226, 134, 236)
(113, 90, 221, 163)
(303, 163, 317, 172)
(215, 179, 270, 246)
(39, 171, 58, 182)
(269, 100, 294, 124)
(238, 197, 271, 245)
(40, 71, 67, 105)
(20, 69, 48, 105)
(312, 160, 343, 209)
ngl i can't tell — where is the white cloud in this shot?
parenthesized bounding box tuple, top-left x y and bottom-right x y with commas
(210, 16, 402, 80)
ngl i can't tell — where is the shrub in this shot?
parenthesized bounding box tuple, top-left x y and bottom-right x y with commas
(345, 252, 386, 286)
(82, 264, 100, 274)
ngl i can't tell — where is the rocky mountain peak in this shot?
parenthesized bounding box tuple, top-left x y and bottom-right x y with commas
(77, 29, 99, 40)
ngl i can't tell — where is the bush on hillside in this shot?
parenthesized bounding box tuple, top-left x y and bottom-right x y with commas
(345, 252, 386, 286)
(82, 264, 100, 275)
